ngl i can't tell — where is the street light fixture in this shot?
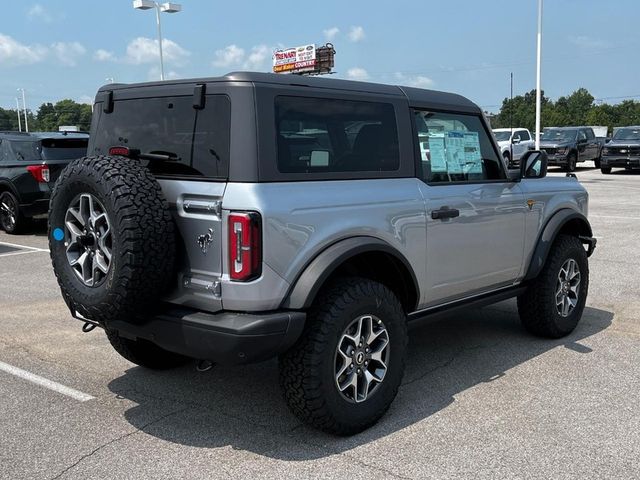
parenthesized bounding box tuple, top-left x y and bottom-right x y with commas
(132, 1, 182, 81)
(17, 88, 28, 133)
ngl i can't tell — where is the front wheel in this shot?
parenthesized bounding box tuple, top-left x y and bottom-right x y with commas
(565, 153, 577, 172)
(517, 235, 589, 338)
(279, 277, 408, 435)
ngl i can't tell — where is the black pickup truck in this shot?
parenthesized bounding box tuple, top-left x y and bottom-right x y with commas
(600, 126, 640, 174)
(539, 126, 604, 172)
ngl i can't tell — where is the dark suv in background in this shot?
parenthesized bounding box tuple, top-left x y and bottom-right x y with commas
(600, 126, 640, 174)
(539, 126, 604, 172)
(0, 132, 88, 233)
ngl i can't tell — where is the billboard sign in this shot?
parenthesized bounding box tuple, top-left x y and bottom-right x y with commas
(273, 44, 316, 74)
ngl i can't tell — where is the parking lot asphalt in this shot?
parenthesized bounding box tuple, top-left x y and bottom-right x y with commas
(1, 166, 639, 480)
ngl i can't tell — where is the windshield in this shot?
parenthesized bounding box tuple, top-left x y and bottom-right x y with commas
(541, 129, 577, 142)
(613, 128, 640, 141)
(493, 131, 511, 141)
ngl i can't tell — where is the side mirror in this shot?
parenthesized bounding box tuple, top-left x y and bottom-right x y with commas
(511, 137, 521, 145)
(520, 150, 548, 179)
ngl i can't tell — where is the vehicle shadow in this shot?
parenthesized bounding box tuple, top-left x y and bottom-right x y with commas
(107, 302, 613, 459)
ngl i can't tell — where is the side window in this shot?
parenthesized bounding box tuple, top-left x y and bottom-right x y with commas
(9, 141, 40, 161)
(585, 129, 595, 140)
(413, 110, 505, 183)
(578, 130, 587, 141)
(518, 130, 531, 141)
(0, 140, 6, 163)
(275, 96, 399, 173)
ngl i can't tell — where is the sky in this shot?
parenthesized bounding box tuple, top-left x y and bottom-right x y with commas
(0, 0, 638, 113)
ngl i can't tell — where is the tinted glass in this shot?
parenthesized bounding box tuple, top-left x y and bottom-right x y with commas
(518, 130, 531, 141)
(91, 95, 230, 178)
(9, 141, 40, 161)
(275, 96, 399, 173)
(414, 110, 504, 183)
(541, 129, 577, 142)
(613, 128, 640, 140)
(493, 131, 511, 141)
(585, 129, 595, 140)
(38, 138, 88, 160)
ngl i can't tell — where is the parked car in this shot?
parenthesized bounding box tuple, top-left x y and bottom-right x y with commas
(48, 72, 595, 435)
(0, 132, 89, 233)
(540, 126, 604, 172)
(493, 128, 535, 166)
(600, 126, 640, 174)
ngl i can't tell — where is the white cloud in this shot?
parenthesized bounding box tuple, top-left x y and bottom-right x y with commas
(27, 4, 53, 23)
(93, 49, 115, 62)
(212, 44, 273, 70)
(77, 94, 94, 105)
(244, 44, 269, 70)
(323, 27, 339, 41)
(569, 35, 610, 49)
(347, 67, 369, 81)
(0, 33, 47, 65)
(348, 26, 365, 42)
(212, 44, 245, 68)
(50, 41, 86, 66)
(125, 37, 190, 65)
(394, 72, 435, 89)
(147, 66, 180, 81)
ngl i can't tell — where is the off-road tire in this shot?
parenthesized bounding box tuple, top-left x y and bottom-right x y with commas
(600, 167, 612, 174)
(517, 234, 589, 338)
(105, 329, 190, 369)
(565, 153, 577, 172)
(48, 155, 176, 324)
(0, 191, 28, 234)
(279, 277, 408, 435)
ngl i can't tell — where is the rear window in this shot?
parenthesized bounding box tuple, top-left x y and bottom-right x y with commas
(275, 96, 399, 173)
(39, 138, 88, 161)
(91, 95, 230, 178)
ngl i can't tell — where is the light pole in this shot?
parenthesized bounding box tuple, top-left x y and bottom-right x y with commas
(534, 0, 543, 149)
(17, 88, 28, 133)
(132, 1, 182, 81)
(15, 98, 22, 132)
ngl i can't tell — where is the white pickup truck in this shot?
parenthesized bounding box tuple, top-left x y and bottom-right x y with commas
(493, 128, 535, 166)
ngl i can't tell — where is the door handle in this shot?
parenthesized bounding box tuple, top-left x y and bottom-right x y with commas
(431, 207, 460, 220)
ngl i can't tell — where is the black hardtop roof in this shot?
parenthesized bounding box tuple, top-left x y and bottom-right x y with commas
(0, 131, 89, 142)
(96, 71, 480, 113)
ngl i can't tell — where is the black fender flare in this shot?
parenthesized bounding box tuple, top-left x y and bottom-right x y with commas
(0, 179, 21, 202)
(524, 209, 594, 281)
(281, 236, 419, 310)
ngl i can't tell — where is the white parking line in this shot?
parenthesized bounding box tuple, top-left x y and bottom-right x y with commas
(0, 241, 49, 252)
(0, 360, 94, 402)
(590, 214, 640, 221)
(0, 250, 49, 258)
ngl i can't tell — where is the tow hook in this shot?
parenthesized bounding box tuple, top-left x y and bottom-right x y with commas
(196, 359, 215, 372)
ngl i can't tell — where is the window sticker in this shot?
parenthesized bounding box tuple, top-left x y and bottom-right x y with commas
(427, 133, 447, 172)
(462, 131, 483, 174)
(444, 131, 465, 174)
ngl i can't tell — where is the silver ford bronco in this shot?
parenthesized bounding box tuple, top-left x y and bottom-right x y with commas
(48, 72, 596, 435)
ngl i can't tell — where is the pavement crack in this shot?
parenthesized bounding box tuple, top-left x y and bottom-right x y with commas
(48, 406, 190, 480)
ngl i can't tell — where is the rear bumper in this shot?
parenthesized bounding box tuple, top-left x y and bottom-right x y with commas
(107, 308, 306, 365)
(601, 156, 640, 168)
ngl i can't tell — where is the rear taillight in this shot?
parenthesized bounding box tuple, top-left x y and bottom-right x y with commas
(26, 165, 50, 183)
(228, 212, 262, 282)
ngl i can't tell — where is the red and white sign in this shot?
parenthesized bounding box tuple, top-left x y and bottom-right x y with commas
(273, 44, 316, 74)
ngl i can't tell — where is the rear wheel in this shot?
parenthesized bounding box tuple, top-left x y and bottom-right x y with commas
(279, 277, 407, 435)
(0, 191, 27, 234)
(517, 235, 588, 338)
(600, 167, 612, 174)
(565, 153, 577, 172)
(503, 152, 511, 168)
(106, 329, 190, 370)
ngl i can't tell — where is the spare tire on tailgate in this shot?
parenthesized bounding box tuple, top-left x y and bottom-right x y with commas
(48, 155, 176, 324)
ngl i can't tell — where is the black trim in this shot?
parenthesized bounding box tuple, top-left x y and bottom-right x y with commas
(106, 309, 306, 365)
(408, 285, 527, 327)
(281, 236, 419, 310)
(524, 209, 593, 281)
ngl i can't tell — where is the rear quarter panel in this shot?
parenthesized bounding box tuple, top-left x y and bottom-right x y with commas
(221, 178, 427, 311)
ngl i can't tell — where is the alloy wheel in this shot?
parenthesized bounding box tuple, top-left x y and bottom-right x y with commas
(555, 258, 581, 317)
